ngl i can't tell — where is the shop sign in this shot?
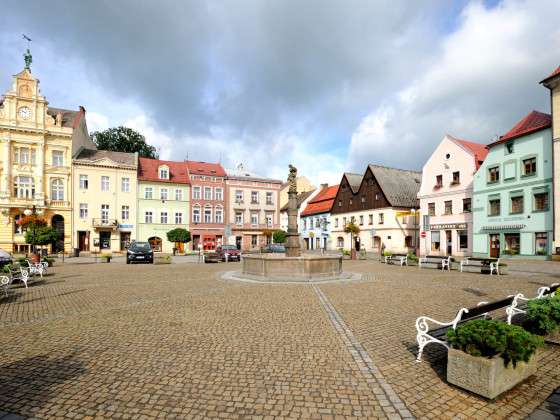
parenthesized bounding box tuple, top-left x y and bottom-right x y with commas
(430, 223, 467, 230)
(118, 224, 133, 229)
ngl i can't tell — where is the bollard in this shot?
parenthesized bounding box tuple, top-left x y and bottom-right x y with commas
(225, 253, 229, 263)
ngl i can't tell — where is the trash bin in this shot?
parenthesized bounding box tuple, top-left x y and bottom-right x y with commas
(73, 248, 80, 257)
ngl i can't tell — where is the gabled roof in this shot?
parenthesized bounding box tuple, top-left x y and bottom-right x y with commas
(540, 65, 560, 85)
(280, 190, 316, 212)
(450, 136, 488, 169)
(186, 161, 226, 177)
(301, 185, 339, 217)
(344, 172, 363, 193)
(138, 157, 190, 184)
(489, 110, 552, 147)
(75, 149, 136, 167)
(368, 165, 421, 208)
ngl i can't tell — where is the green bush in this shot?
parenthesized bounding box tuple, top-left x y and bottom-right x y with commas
(2, 263, 13, 273)
(342, 249, 350, 256)
(524, 295, 560, 335)
(16, 256, 28, 265)
(41, 257, 55, 267)
(407, 251, 418, 262)
(383, 250, 392, 257)
(447, 319, 543, 367)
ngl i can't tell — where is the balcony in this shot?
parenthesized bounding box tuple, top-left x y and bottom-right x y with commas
(92, 218, 118, 230)
(46, 200, 69, 208)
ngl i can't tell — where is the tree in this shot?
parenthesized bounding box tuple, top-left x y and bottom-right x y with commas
(273, 230, 287, 244)
(25, 225, 59, 248)
(344, 222, 360, 258)
(91, 126, 158, 158)
(167, 228, 191, 244)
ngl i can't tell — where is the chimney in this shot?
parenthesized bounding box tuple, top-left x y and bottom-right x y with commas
(320, 183, 328, 190)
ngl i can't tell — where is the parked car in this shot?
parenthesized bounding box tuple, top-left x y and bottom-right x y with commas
(204, 251, 221, 263)
(262, 244, 286, 253)
(216, 245, 241, 262)
(0, 249, 12, 268)
(126, 241, 154, 264)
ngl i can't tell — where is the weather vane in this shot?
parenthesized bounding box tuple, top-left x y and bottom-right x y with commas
(22, 34, 32, 70)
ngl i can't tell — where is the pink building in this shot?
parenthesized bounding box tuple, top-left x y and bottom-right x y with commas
(418, 135, 488, 257)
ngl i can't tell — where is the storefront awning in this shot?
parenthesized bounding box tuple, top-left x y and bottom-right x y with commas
(481, 224, 526, 231)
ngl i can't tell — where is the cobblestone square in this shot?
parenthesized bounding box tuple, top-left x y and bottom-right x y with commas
(1, 260, 559, 419)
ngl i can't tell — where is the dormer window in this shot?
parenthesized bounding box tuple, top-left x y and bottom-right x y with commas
(159, 166, 169, 180)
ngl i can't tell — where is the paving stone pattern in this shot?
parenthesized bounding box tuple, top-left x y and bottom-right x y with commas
(0, 260, 559, 419)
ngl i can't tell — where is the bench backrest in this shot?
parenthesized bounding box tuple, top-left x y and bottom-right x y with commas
(548, 283, 560, 295)
(460, 296, 515, 321)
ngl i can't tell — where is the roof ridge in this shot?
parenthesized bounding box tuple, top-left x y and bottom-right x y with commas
(368, 163, 421, 174)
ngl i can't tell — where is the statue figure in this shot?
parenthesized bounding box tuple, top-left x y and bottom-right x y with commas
(56, 112, 63, 127)
(288, 164, 298, 193)
(24, 48, 32, 70)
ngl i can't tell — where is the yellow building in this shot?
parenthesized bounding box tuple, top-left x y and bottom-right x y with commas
(278, 176, 315, 209)
(0, 62, 94, 254)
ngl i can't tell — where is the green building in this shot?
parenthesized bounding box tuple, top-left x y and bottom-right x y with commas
(137, 158, 190, 253)
(472, 111, 553, 259)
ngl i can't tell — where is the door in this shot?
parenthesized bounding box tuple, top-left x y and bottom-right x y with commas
(120, 232, 131, 251)
(78, 231, 87, 251)
(489, 234, 500, 258)
(52, 215, 65, 253)
(446, 230, 452, 255)
(99, 231, 111, 250)
(235, 236, 242, 250)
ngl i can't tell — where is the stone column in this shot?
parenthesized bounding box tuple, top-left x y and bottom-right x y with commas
(285, 190, 301, 257)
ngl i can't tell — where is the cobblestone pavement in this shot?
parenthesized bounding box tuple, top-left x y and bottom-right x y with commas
(0, 260, 559, 419)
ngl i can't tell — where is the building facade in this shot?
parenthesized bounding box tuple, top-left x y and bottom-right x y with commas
(225, 164, 282, 251)
(279, 176, 315, 209)
(72, 150, 138, 253)
(418, 135, 487, 257)
(540, 66, 560, 259)
(279, 190, 316, 233)
(186, 161, 226, 251)
(473, 111, 553, 259)
(0, 65, 94, 254)
(300, 184, 338, 250)
(330, 166, 421, 254)
(137, 158, 190, 253)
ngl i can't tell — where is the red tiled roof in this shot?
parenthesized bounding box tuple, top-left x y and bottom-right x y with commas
(138, 157, 190, 184)
(185, 160, 226, 177)
(301, 185, 339, 217)
(453, 138, 488, 169)
(489, 110, 552, 147)
(540, 66, 560, 84)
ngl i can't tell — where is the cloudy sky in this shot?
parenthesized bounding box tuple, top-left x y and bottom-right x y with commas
(1, 0, 559, 184)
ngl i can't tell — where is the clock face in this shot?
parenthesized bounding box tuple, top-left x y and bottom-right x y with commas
(18, 106, 31, 120)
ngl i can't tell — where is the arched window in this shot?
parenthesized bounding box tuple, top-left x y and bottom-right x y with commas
(337, 237, 344, 248)
(51, 178, 64, 200)
(192, 205, 201, 223)
(13, 176, 35, 199)
(215, 205, 223, 224)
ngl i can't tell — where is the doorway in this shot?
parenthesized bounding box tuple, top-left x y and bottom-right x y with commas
(99, 231, 111, 250)
(120, 232, 131, 251)
(235, 236, 242, 250)
(51, 215, 65, 253)
(445, 230, 452, 255)
(354, 236, 361, 252)
(489, 234, 500, 258)
(78, 231, 88, 251)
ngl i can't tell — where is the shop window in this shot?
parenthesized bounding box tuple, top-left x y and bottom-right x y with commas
(431, 231, 440, 252)
(458, 231, 468, 251)
(535, 233, 548, 256)
(504, 233, 520, 255)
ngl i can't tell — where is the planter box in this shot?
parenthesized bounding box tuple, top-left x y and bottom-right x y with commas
(447, 348, 538, 399)
(154, 257, 172, 265)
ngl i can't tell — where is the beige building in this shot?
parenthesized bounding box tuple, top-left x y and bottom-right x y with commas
(541, 66, 560, 260)
(72, 150, 138, 254)
(279, 176, 315, 209)
(0, 63, 94, 254)
(225, 164, 282, 250)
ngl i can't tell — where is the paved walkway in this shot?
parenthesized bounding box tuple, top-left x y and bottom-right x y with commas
(0, 260, 559, 418)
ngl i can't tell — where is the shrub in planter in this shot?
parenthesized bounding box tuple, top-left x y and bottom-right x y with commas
(407, 251, 418, 263)
(41, 257, 55, 267)
(154, 255, 172, 265)
(524, 295, 560, 337)
(383, 251, 392, 257)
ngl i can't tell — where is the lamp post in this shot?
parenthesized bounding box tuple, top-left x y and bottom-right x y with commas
(23, 205, 44, 256)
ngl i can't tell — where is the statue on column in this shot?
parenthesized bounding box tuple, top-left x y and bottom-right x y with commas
(24, 48, 32, 70)
(288, 164, 297, 193)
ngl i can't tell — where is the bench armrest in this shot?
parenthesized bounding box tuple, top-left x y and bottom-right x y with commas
(416, 307, 469, 333)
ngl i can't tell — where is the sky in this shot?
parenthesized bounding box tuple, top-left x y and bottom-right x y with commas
(1, 0, 559, 185)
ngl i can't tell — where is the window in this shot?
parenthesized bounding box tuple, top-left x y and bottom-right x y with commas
(535, 233, 548, 256)
(489, 198, 501, 216)
(510, 195, 524, 214)
(428, 202, 435, 216)
(251, 212, 258, 226)
(215, 188, 223, 201)
(359, 215, 364, 225)
(315, 218, 321, 228)
(435, 175, 443, 188)
(303, 219, 307, 230)
(20, 148, 30, 164)
(462, 198, 472, 213)
(452, 171, 460, 185)
(342, 217, 346, 227)
(121, 178, 130, 192)
(193, 206, 201, 223)
(375, 193, 379, 200)
(145, 187, 153, 199)
(504, 233, 520, 255)
(431, 231, 440, 251)
(204, 187, 212, 200)
(159, 166, 169, 179)
(160, 212, 168, 224)
(488, 166, 500, 183)
(349, 198, 353, 205)
(79, 203, 88, 219)
(266, 192, 273, 205)
(122, 205, 129, 220)
(405, 236, 414, 248)
(175, 188, 183, 201)
(505, 141, 514, 154)
(13, 176, 35, 199)
(459, 231, 468, 251)
(338, 200, 342, 207)
(14, 215, 27, 234)
(251, 191, 259, 204)
(193, 186, 201, 199)
(235, 211, 243, 225)
(160, 188, 168, 200)
(204, 206, 212, 223)
(378, 213, 384, 224)
(251, 235, 258, 248)
(337, 237, 344, 248)
(361, 196, 366, 203)
(534, 192, 549, 211)
(79, 174, 88, 190)
(215, 207, 223, 224)
(101, 176, 110, 191)
(444, 200, 452, 215)
(52, 150, 64, 166)
(235, 190, 244, 203)
(266, 213, 273, 227)
(522, 158, 536, 176)
(51, 179, 64, 200)
(335, 218, 339, 228)
(101, 204, 109, 222)
(145, 211, 153, 224)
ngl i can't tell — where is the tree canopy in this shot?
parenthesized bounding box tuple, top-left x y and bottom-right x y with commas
(273, 230, 287, 244)
(344, 221, 360, 236)
(167, 228, 191, 243)
(90, 126, 158, 158)
(25, 225, 59, 246)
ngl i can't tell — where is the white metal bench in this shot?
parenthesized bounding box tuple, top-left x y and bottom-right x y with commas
(506, 283, 560, 324)
(460, 257, 500, 275)
(10, 267, 30, 288)
(384, 254, 408, 266)
(489, 258, 500, 276)
(418, 256, 451, 271)
(25, 260, 47, 278)
(1, 275, 13, 297)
